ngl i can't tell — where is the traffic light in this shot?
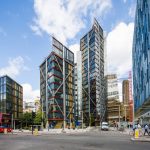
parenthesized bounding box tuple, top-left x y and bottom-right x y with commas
(32, 111, 36, 119)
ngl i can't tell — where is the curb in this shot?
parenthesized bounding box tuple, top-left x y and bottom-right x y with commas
(131, 137, 150, 142)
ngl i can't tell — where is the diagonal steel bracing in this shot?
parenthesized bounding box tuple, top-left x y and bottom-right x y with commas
(81, 22, 106, 126)
(40, 54, 75, 128)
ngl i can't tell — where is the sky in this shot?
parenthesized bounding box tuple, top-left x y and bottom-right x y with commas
(0, 0, 136, 102)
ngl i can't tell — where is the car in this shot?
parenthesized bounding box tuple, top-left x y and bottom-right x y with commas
(118, 125, 124, 131)
(0, 126, 12, 133)
(101, 122, 109, 131)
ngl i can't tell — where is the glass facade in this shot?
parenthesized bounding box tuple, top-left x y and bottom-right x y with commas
(74, 64, 78, 122)
(0, 75, 23, 119)
(40, 37, 75, 128)
(133, 0, 150, 118)
(80, 19, 106, 126)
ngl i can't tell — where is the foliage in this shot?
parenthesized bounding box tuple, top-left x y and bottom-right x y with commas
(34, 110, 42, 125)
(21, 112, 32, 127)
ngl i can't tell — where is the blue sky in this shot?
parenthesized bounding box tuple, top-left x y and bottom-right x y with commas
(0, 0, 136, 101)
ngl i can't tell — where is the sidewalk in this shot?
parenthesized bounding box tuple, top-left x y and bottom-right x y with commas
(11, 128, 88, 136)
(131, 136, 150, 142)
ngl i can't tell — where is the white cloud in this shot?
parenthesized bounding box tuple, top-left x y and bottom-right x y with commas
(31, 0, 112, 43)
(22, 34, 28, 39)
(69, 44, 80, 63)
(128, 4, 136, 18)
(30, 24, 42, 36)
(0, 56, 29, 78)
(0, 27, 7, 37)
(107, 22, 134, 78)
(107, 22, 134, 101)
(123, 0, 127, 3)
(22, 83, 40, 102)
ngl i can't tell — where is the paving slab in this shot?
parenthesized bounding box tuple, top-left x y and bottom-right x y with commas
(131, 137, 150, 142)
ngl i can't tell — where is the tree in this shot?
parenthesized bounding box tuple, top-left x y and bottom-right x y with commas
(21, 112, 32, 128)
(34, 110, 42, 125)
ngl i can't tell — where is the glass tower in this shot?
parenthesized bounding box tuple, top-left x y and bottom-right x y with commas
(133, 0, 150, 121)
(80, 19, 106, 126)
(40, 37, 75, 128)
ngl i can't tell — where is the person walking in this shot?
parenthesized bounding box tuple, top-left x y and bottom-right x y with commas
(144, 124, 149, 136)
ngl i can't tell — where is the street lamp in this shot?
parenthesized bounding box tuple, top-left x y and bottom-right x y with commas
(118, 105, 120, 127)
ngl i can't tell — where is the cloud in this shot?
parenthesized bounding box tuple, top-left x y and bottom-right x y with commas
(69, 44, 80, 63)
(22, 34, 28, 39)
(123, 0, 127, 3)
(22, 83, 40, 102)
(30, 24, 42, 36)
(107, 22, 134, 78)
(106, 22, 134, 101)
(0, 56, 29, 78)
(0, 27, 7, 37)
(31, 0, 112, 43)
(128, 3, 136, 18)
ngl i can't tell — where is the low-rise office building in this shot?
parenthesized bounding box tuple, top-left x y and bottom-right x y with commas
(0, 75, 23, 127)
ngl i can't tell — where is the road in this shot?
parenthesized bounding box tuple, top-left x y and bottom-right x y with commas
(0, 131, 149, 150)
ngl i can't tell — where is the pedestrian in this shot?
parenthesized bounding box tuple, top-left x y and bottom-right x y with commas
(116, 123, 118, 130)
(133, 124, 137, 135)
(137, 123, 141, 129)
(144, 124, 149, 136)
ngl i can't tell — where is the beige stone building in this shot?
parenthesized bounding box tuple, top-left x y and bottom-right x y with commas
(107, 98, 124, 125)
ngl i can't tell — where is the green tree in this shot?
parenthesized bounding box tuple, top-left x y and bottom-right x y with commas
(34, 110, 42, 125)
(21, 112, 32, 128)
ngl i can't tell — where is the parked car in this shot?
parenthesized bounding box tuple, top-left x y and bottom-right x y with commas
(118, 125, 124, 131)
(101, 122, 109, 131)
(0, 126, 12, 133)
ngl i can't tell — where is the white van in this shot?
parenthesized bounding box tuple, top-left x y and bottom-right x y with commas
(101, 122, 109, 131)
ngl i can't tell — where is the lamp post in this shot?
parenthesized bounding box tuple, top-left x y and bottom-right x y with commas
(118, 105, 120, 127)
(81, 111, 83, 129)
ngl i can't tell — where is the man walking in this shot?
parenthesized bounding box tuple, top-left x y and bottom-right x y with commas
(144, 124, 149, 136)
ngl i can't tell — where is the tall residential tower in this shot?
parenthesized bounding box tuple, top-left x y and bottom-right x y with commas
(40, 37, 75, 128)
(80, 19, 106, 126)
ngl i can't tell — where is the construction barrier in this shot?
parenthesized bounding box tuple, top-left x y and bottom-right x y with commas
(135, 129, 139, 139)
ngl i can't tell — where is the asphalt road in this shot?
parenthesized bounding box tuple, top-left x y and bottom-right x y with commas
(0, 131, 149, 150)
